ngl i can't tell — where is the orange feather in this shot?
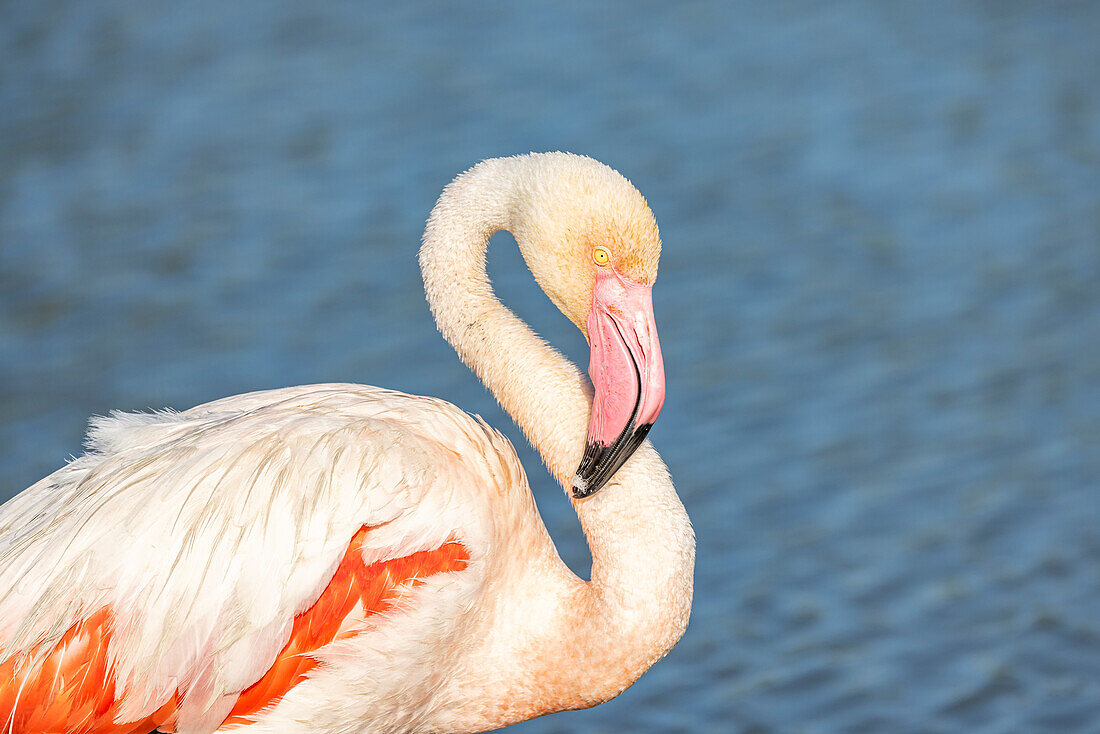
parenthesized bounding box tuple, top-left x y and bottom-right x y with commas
(224, 530, 469, 725)
(0, 529, 469, 733)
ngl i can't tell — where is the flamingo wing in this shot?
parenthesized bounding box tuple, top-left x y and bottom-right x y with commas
(0, 385, 502, 733)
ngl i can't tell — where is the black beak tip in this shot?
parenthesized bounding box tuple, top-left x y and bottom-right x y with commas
(572, 439, 611, 499)
(570, 422, 654, 500)
(571, 474, 602, 500)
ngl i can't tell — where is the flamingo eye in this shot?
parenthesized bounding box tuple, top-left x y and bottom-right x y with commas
(592, 247, 611, 266)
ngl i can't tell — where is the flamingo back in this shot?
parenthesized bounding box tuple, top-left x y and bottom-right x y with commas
(0, 385, 515, 733)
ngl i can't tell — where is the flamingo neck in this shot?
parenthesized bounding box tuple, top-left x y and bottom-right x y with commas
(421, 159, 588, 487)
(419, 157, 694, 708)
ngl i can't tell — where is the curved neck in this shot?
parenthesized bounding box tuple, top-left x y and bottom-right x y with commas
(420, 160, 588, 488)
(419, 159, 695, 708)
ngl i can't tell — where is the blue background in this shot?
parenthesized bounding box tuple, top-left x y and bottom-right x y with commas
(2, 2, 1100, 732)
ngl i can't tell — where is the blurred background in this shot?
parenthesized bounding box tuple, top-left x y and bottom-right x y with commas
(2, 2, 1099, 732)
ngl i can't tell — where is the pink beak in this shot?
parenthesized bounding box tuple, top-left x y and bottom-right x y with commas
(573, 268, 665, 498)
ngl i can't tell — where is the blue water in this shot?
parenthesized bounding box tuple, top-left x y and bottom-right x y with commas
(2, 2, 1100, 732)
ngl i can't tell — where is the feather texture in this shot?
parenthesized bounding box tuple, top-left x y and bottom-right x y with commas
(0, 526, 468, 733)
(0, 385, 506, 732)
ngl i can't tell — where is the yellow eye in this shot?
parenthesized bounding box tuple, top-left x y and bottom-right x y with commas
(593, 247, 611, 266)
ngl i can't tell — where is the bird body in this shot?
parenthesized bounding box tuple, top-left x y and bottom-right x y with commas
(0, 154, 694, 733)
(1, 386, 544, 732)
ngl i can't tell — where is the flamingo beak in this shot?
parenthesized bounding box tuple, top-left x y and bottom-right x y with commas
(572, 269, 665, 499)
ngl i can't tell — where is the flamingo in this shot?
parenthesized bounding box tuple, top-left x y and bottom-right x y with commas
(0, 153, 695, 733)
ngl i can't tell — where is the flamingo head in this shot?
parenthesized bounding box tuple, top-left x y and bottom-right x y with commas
(510, 153, 665, 499)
